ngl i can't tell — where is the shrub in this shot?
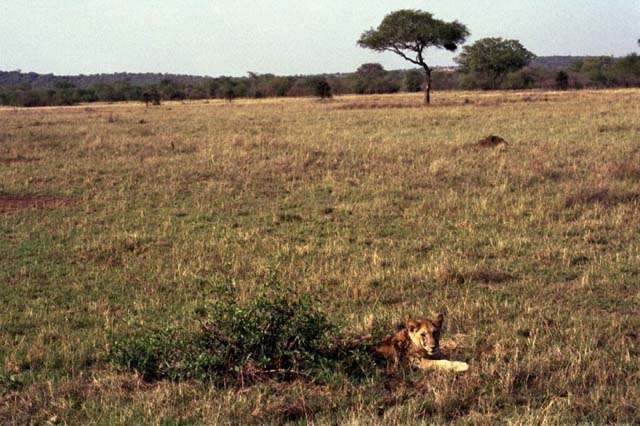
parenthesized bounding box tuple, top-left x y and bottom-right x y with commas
(109, 282, 375, 386)
(404, 69, 424, 92)
(500, 70, 535, 90)
(313, 79, 333, 99)
(555, 71, 570, 90)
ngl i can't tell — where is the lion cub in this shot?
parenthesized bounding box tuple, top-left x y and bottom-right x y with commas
(374, 313, 469, 372)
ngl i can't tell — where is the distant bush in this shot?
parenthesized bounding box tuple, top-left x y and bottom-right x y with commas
(352, 63, 401, 94)
(313, 78, 333, 99)
(500, 70, 535, 90)
(555, 71, 570, 90)
(457, 71, 485, 90)
(109, 281, 375, 386)
(404, 69, 424, 92)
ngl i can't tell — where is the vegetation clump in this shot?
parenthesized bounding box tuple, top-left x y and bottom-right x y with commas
(313, 78, 333, 100)
(109, 282, 375, 386)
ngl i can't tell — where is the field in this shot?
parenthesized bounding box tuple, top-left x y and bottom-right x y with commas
(1, 89, 639, 425)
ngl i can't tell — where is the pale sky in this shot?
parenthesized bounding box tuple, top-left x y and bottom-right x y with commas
(1, 0, 638, 76)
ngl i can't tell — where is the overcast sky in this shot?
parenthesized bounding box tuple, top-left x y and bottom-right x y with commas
(1, 0, 638, 76)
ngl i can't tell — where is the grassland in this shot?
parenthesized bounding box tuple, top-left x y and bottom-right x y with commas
(1, 89, 639, 425)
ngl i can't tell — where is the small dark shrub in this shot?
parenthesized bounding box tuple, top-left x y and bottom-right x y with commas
(223, 86, 236, 103)
(313, 79, 333, 99)
(556, 71, 570, 90)
(109, 282, 376, 385)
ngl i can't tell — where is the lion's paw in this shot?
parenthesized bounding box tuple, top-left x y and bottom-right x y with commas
(451, 361, 470, 372)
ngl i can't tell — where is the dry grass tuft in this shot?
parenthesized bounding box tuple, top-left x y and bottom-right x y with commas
(434, 263, 466, 286)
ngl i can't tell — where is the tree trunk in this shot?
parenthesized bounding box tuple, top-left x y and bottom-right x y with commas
(423, 68, 432, 106)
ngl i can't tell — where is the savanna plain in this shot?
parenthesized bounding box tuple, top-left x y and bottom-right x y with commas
(1, 89, 639, 425)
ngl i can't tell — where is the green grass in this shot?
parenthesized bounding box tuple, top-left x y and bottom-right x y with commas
(1, 90, 639, 424)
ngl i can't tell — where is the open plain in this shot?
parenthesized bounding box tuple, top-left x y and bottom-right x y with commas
(1, 89, 639, 424)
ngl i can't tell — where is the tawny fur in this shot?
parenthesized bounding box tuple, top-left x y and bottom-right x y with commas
(373, 313, 469, 372)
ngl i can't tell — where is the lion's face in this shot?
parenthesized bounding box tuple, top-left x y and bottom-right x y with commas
(406, 314, 444, 356)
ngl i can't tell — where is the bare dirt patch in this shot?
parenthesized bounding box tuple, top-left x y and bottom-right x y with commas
(0, 195, 76, 214)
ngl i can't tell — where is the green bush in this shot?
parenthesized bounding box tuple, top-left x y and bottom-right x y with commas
(500, 70, 535, 90)
(109, 282, 376, 386)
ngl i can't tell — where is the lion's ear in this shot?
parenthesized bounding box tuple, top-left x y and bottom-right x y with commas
(432, 313, 444, 329)
(406, 319, 419, 333)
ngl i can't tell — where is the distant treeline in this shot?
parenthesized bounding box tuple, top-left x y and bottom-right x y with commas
(1, 55, 638, 107)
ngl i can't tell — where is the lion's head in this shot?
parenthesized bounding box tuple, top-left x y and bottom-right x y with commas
(405, 313, 444, 356)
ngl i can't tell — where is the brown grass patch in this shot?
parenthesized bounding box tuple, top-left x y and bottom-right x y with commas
(476, 135, 509, 148)
(250, 382, 331, 423)
(0, 195, 76, 214)
(608, 162, 640, 179)
(334, 101, 421, 110)
(607, 160, 640, 180)
(597, 124, 640, 133)
(472, 95, 554, 107)
(435, 263, 512, 286)
(434, 264, 466, 286)
(466, 266, 513, 284)
(0, 155, 40, 164)
(564, 186, 640, 208)
(252, 396, 309, 423)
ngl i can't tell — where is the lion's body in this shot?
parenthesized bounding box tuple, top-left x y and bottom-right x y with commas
(373, 314, 469, 372)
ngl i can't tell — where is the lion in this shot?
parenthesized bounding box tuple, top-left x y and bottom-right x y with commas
(373, 313, 469, 372)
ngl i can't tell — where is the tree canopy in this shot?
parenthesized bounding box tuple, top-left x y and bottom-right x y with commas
(456, 38, 535, 89)
(358, 9, 469, 105)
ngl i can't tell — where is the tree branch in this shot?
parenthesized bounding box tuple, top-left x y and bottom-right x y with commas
(389, 47, 422, 66)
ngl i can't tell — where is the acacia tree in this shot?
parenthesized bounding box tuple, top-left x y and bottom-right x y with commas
(455, 38, 535, 89)
(358, 9, 469, 105)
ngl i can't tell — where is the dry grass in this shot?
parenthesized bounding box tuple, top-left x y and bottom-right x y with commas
(1, 89, 639, 424)
(564, 186, 640, 207)
(0, 194, 76, 214)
